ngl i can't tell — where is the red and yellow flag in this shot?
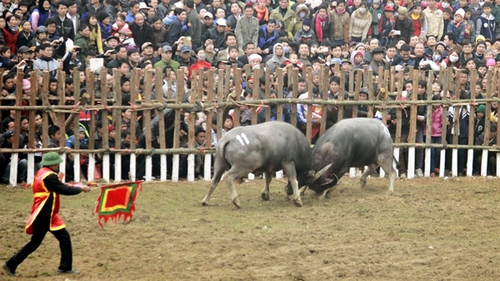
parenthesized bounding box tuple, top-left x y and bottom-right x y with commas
(94, 181, 142, 227)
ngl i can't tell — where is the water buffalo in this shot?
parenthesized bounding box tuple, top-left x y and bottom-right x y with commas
(305, 118, 397, 196)
(202, 121, 323, 208)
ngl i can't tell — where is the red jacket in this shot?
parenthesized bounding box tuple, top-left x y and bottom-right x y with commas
(3, 27, 19, 54)
(188, 60, 212, 79)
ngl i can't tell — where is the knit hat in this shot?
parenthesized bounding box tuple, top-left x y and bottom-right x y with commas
(97, 11, 110, 22)
(22, 79, 30, 91)
(248, 53, 262, 63)
(108, 125, 115, 133)
(302, 18, 312, 27)
(455, 8, 465, 18)
(398, 7, 408, 15)
(486, 58, 496, 66)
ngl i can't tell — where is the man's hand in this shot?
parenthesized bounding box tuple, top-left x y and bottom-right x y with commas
(81, 186, 91, 192)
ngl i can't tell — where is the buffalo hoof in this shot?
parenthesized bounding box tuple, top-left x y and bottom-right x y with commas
(360, 179, 367, 188)
(232, 197, 241, 209)
(299, 186, 308, 196)
(292, 196, 303, 207)
(261, 192, 270, 201)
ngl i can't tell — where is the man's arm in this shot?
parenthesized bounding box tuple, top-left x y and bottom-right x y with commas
(43, 173, 87, 195)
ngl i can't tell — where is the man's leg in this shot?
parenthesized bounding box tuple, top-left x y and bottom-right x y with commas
(51, 228, 73, 272)
(6, 215, 50, 273)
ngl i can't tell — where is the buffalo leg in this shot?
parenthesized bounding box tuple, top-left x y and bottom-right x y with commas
(261, 172, 272, 201)
(282, 162, 302, 207)
(378, 156, 396, 193)
(360, 164, 378, 188)
(224, 167, 251, 208)
(201, 159, 227, 206)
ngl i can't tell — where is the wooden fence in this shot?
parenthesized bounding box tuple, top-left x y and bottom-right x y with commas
(0, 63, 499, 186)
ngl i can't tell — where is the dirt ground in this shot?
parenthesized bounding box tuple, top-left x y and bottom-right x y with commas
(1, 176, 500, 281)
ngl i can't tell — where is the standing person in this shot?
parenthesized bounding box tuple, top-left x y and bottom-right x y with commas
(235, 4, 259, 52)
(422, 0, 444, 41)
(2, 152, 91, 277)
(330, 0, 350, 47)
(184, 0, 202, 50)
(348, 1, 372, 43)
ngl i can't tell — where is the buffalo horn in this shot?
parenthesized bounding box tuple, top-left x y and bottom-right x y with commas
(313, 163, 332, 182)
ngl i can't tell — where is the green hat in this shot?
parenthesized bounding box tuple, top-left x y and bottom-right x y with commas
(476, 104, 486, 113)
(40, 152, 63, 166)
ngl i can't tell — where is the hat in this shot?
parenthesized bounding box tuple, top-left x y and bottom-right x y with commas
(490, 124, 497, 131)
(455, 8, 465, 17)
(79, 127, 86, 133)
(139, 2, 148, 9)
(108, 125, 115, 133)
(141, 42, 153, 50)
(29, 46, 36, 52)
(106, 35, 119, 43)
(97, 11, 110, 22)
(248, 53, 262, 62)
(162, 45, 173, 52)
(359, 87, 369, 95)
(36, 26, 48, 34)
(436, 41, 446, 48)
(398, 7, 408, 15)
(384, 5, 394, 12)
(216, 18, 227, 26)
(341, 58, 351, 64)
(372, 0, 380, 5)
(349, 41, 357, 47)
(372, 47, 385, 54)
(355, 42, 365, 50)
(204, 12, 213, 19)
(476, 104, 486, 113)
(327, 58, 342, 66)
(18, 46, 30, 53)
(486, 58, 496, 66)
(22, 79, 30, 91)
(476, 35, 486, 44)
(180, 45, 191, 53)
(302, 18, 312, 27)
(40, 152, 63, 166)
(163, 15, 176, 26)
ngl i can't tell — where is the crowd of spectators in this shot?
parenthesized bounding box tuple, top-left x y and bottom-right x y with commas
(0, 0, 499, 182)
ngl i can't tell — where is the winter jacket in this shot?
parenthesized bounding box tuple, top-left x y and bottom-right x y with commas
(265, 43, 286, 72)
(330, 9, 350, 44)
(269, 6, 295, 30)
(430, 106, 443, 137)
(477, 13, 496, 41)
(447, 20, 465, 44)
(258, 25, 278, 52)
(287, 4, 310, 40)
(349, 9, 372, 39)
(394, 16, 414, 43)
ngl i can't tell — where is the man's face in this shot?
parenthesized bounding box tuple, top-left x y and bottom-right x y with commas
(43, 47, 54, 58)
(129, 52, 141, 63)
(117, 47, 127, 59)
(134, 13, 145, 26)
(373, 52, 383, 61)
(231, 3, 241, 14)
(329, 81, 339, 93)
(279, 0, 288, 9)
(428, 0, 436, 7)
(163, 51, 172, 61)
(266, 22, 276, 33)
(216, 8, 225, 18)
(299, 44, 309, 56)
(410, 36, 419, 46)
(229, 48, 238, 58)
(143, 46, 153, 56)
(68, 4, 77, 15)
(398, 13, 406, 20)
(476, 44, 486, 54)
(459, 73, 468, 84)
(244, 7, 253, 18)
(216, 24, 225, 32)
(131, 4, 140, 14)
(275, 45, 283, 56)
(414, 43, 425, 56)
(398, 50, 409, 61)
(245, 43, 255, 55)
(226, 35, 236, 46)
(369, 40, 379, 50)
(463, 44, 472, 53)
(57, 4, 67, 17)
(181, 51, 191, 59)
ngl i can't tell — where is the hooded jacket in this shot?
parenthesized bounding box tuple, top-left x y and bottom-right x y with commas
(287, 4, 310, 40)
(265, 43, 286, 72)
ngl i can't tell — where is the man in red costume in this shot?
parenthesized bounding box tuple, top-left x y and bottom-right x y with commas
(3, 152, 91, 277)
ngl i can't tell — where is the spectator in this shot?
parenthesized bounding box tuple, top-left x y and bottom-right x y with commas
(50, 2, 74, 40)
(313, 4, 334, 44)
(269, 0, 294, 31)
(184, 0, 202, 50)
(29, 0, 51, 32)
(422, 0, 444, 41)
(330, 0, 350, 46)
(129, 12, 154, 52)
(235, 4, 259, 51)
(257, 19, 278, 56)
(476, 2, 496, 41)
(293, 17, 316, 44)
(188, 46, 212, 78)
(66, 0, 79, 35)
(349, 1, 372, 43)
(166, 8, 187, 46)
(3, 14, 20, 54)
(202, 17, 227, 51)
(287, 4, 309, 41)
(253, 0, 269, 26)
(151, 16, 167, 47)
(73, 24, 90, 62)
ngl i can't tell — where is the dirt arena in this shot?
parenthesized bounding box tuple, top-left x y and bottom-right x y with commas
(1, 176, 499, 280)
